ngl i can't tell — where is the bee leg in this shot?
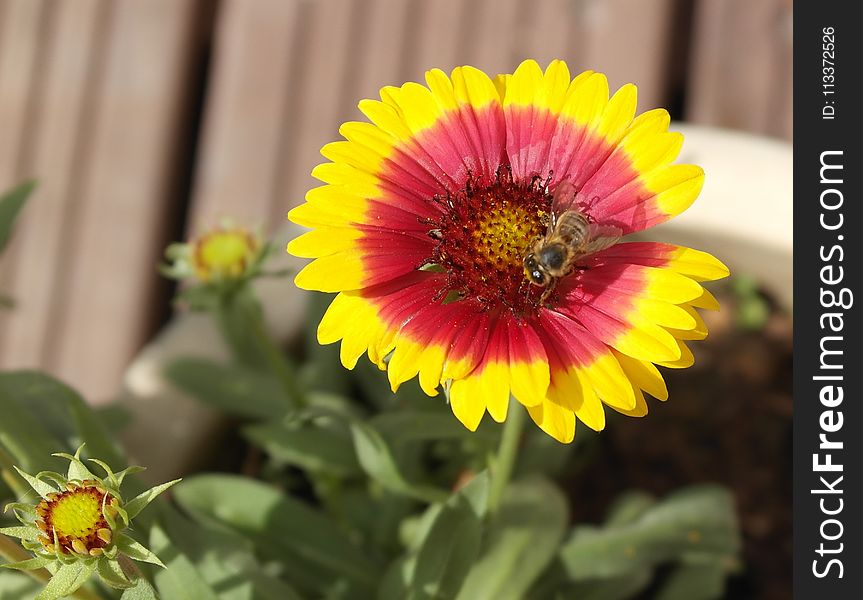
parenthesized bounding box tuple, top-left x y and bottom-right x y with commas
(539, 279, 557, 305)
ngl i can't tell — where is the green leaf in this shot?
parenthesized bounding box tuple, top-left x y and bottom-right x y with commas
(149, 525, 220, 600)
(95, 558, 133, 589)
(173, 475, 381, 596)
(120, 574, 160, 600)
(0, 371, 124, 469)
(0, 527, 38, 541)
(0, 386, 66, 478)
(0, 556, 51, 571)
(124, 479, 182, 521)
(243, 421, 361, 477)
(0, 569, 41, 599)
(456, 477, 568, 600)
(559, 485, 740, 581)
(10, 467, 56, 500)
(0, 181, 34, 254)
(408, 473, 490, 599)
(603, 491, 656, 527)
(116, 534, 166, 568)
(351, 422, 448, 503)
(165, 358, 290, 419)
(53, 447, 97, 482)
(35, 561, 95, 600)
(156, 505, 304, 600)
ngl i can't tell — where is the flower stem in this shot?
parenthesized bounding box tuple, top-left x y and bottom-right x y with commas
(216, 285, 305, 407)
(487, 398, 526, 514)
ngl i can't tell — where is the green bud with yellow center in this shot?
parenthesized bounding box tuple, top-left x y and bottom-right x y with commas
(1, 445, 180, 599)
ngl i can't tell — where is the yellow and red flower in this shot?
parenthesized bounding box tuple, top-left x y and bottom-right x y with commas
(288, 59, 728, 443)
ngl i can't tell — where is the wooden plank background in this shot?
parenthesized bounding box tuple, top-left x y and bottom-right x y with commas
(0, 0, 793, 403)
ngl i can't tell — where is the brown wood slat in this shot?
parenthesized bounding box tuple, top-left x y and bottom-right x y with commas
(1, 0, 104, 370)
(187, 0, 300, 231)
(274, 0, 358, 224)
(687, 0, 793, 139)
(408, 0, 471, 79)
(46, 0, 200, 402)
(574, 0, 676, 110)
(466, 0, 522, 77)
(349, 0, 412, 103)
(0, 0, 45, 345)
(0, 0, 43, 183)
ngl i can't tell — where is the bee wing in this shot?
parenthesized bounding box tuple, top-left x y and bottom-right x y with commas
(551, 180, 579, 215)
(581, 223, 623, 256)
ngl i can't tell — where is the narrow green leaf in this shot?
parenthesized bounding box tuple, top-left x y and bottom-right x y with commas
(149, 525, 220, 600)
(243, 421, 361, 477)
(120, 574, 159, 600)
(165, 358, 290, 419)
(377, 557, 410, 600)
(0, 556, 51, 571)
(0, 371, 124, 469)
(11, 467, 55, 500)
(124, 479, 181, 521)
(0, 381, 66, 477)
(52, 450, 96, 482)
(408, 474, 489, 599)
(0, 527, 38, 541)
(456, 477, 568, 600)
(559, 485, 740, 581)
(173, 475, 381, 596)
(116, 534, 166, 568)
(603, 491, 656, 527)
(351, 422, 448, 503)
(0, 181, 35, 253)
(35, 561, 95, 600)
(95, 558, 133, 589)
(156, 504, 304, 600)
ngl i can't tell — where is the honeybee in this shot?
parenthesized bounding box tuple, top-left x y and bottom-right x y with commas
(523, 180, 621, 304)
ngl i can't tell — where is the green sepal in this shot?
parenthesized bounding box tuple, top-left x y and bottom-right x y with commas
(0, 556, 52, 571)
(11, 467, 56, 499)
(114, 465, 147, 487)
(33, 471, 68, 491)
(96, 557, 134, 589)
(115, 534, 166, 568)
(4, 502, 37, 526)
(0, 526, 39, 541)
(52, 446, 97, 482)
(35, 560, 96, 600)
(124, 479, 182, 521)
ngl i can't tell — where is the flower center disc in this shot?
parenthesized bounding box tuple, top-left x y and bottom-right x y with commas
(428, 168, 551, 314)
(36, 484, 112, 554)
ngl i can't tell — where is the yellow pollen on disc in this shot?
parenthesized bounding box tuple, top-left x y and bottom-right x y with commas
(49, 489, 103, 539)
(471, 201, 547, 272)
(193, 228, 259, 281)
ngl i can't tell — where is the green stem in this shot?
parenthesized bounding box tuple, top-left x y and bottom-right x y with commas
(487, 398, 526, 514)
(215, 285, 305, 407)
(248, 311, 306, 407)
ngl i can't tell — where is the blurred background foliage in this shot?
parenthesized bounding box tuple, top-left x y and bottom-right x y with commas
(0, 0, 792, 597)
